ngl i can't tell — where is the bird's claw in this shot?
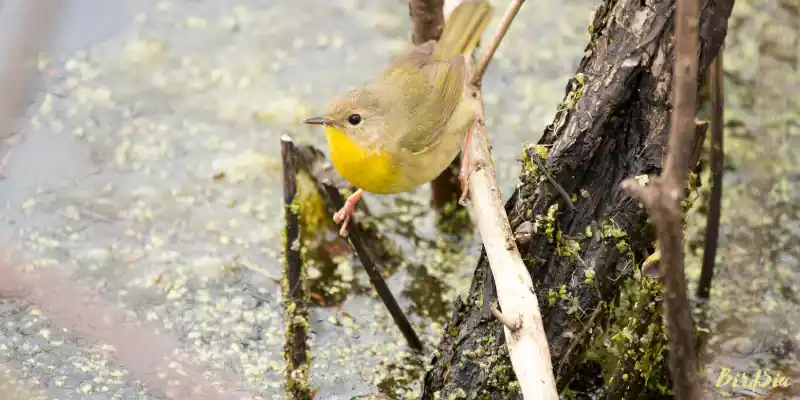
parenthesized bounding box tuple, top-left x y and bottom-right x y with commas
(458, 158, 482, 205)
(458, 170, 471, 206)
(333, 204, 354, 236)
(334, 189, 363, 237)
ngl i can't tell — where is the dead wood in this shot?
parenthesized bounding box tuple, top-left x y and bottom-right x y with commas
(421, 0, 734, 398)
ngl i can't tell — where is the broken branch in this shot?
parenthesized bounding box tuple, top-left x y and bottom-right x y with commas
(280, 136, 311, 399)
(490, 302, 520, 331)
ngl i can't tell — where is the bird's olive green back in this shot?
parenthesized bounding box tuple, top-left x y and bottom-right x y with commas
(389, 0, 493, 154)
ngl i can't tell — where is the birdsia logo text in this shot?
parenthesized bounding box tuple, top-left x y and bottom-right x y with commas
(715, 367, 790, 393)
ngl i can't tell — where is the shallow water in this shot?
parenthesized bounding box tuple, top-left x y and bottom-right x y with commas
(0, 0, 797, 399)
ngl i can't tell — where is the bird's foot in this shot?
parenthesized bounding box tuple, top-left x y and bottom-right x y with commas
(458, 159, 482, 206)
(333, 189, 364, 236)
(458, 128, 477, 206)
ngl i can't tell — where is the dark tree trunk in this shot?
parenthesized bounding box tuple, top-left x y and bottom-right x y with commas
(421, 0, 734, 398)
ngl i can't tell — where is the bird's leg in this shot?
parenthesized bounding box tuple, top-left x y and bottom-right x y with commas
(458, 127, 478, 205)
(333, 188, 364, 236)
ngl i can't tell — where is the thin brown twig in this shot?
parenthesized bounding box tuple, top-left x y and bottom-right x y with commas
(697, 50, 725, 302)
(555, 302, 604, 381)
(412, 0, 464, 212)
(620, 0, 702, 396)
(321, 183, 424, 351)
(281, 135, 311, 399)
(530, 154, 576, 211)
(471, 0, 525, 86)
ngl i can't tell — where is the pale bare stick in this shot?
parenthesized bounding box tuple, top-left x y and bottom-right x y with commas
(455, 0, 558, 397)
(463, 85, 558, 399)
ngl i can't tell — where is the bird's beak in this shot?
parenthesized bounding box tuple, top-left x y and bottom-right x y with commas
(303, 116, 333, 126)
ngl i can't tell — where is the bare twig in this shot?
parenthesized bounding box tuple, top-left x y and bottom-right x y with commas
(620, 0, 702, 396)
(459, 0, 558, 397)
(281, 136, 311, 399)
(555, 302, 604, 381)
(321, 184, 423, 351)
(490, 302, 520, 331)
(697, 50, 725, 301)
(471, 0, 525, 85)
(530, 154, 576, 211)
(465, 86, 557, 399)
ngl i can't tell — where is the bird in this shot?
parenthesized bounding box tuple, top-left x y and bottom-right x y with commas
(304, 0, 493, 236)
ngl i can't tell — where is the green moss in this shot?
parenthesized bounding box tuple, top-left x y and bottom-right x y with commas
(583, 267, 596, 284)
(556, 236, 581, 259)
(559, 73, 587, 111)
(633, 174, 650, 186)
(585, 277, 668, 393)
(532, 204, 560, 240)
(546, 288, 559, 306)
(294, 170, 329, 240)
(521, 147, 537, 174)
(446, 388, 467, 399)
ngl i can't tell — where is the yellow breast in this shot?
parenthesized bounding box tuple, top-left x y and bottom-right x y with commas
(324, 126, 402, 195)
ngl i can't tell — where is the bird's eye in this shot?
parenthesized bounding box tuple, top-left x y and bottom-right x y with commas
(347, 114, 362, 126)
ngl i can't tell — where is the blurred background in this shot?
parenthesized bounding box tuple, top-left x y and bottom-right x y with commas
(0, 0, 797, 398)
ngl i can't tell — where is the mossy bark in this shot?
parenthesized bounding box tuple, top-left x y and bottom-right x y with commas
(421, 0, 735, 398)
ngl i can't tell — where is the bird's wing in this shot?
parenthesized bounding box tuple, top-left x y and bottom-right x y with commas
(392, 50, 466, 155)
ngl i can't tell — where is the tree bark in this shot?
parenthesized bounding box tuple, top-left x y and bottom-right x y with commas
(421, 0, 734, 398)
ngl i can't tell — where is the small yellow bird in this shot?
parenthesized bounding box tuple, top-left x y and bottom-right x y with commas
(304, 0, 493, 236)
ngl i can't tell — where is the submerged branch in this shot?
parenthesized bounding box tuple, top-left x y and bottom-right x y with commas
(0, 0, 64, 176)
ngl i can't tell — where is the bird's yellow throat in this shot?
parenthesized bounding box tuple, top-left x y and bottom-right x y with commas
(323, 125, 398, 194)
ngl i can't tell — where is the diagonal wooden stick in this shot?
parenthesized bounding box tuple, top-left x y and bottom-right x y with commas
(459, 0, 558, 398)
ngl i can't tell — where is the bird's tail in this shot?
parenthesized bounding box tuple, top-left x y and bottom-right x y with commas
(434, 0, 494, 60)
